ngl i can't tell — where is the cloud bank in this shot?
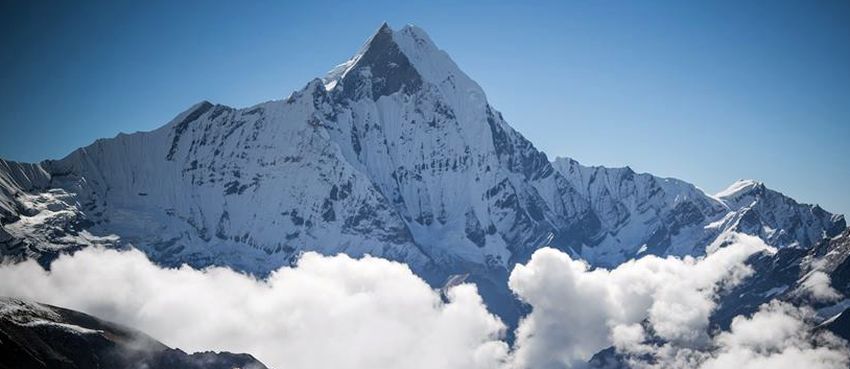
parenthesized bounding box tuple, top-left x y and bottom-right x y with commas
(0, 233, 847, 369)
(0, 249, 508, 369)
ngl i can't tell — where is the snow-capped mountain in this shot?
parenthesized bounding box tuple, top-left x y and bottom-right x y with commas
(0, 23, 846, 324)
(552, 158, 845, 266)
(0, 23, 600, 279)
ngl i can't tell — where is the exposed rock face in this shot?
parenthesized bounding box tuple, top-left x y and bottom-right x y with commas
(0, 297, 268, 369)
(821, 306, 850, 342)
(713, 228, 850, 328)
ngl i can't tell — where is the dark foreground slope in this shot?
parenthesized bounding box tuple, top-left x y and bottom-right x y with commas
(0, 297, 268, 369)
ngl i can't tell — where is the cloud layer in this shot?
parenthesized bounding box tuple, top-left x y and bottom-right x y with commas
(0, 249, 508, 369)
(0, 233, 847, 369)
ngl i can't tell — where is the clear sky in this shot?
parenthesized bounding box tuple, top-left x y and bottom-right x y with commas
(1, 0, 848, 217)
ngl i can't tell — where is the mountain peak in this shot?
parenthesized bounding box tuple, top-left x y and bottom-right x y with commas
(322, 23, 484, 103)
(715, 179, 763, 200)
(322, 22, 400, 91)
(322, 22, 421, 99)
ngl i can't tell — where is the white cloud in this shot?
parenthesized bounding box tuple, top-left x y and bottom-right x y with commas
(608, 301, 850, 369)
(507, 234, 770, 368)
(800, 271, 842, 302)
(657, 301, 850, 369)
(0, 233, 847, 369)
(0, 248, 508, 369)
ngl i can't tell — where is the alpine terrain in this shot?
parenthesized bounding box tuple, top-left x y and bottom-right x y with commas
(0, 23, 847, 330)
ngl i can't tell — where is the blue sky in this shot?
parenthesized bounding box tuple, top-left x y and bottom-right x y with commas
(1, 0, 848, 216)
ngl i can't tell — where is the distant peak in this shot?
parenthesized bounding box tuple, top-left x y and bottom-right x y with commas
(170, 100, 214, 126)
(552, 156, 581, 167)
(715, 179, 763, 199)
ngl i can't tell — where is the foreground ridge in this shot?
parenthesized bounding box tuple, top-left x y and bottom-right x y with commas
(0, 297, 269, 369)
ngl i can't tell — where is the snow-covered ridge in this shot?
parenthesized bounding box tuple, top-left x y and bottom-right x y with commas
(0, 23, 846, 323)
(552, 156, 845, 266)
(715, 179, 761, 199)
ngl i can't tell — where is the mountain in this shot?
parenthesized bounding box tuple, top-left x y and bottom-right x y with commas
(713, 228, 850, 328)
(0, 297, 268, 369)
(0, 24, 603, 279)
(0, 23, 846, 325)
(552, 158, 846, 266)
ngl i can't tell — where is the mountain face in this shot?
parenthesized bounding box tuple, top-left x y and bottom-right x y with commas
(0, 24, 601, 280)
(713, 228, 850, 327)
(552, 158, 846, 266)
(0, 297, 268, 369)
(0, 23, 846, 324)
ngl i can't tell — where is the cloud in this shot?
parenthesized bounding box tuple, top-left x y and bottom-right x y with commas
(638, 301, 850, 369)
(0, 232, 847, 369)
(800, 271, 842, 302)
(507, 234, 770, 368)
(0, 248, 508, 369)
(506, 233, 849, 369)
(698, 301, 849, 369)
